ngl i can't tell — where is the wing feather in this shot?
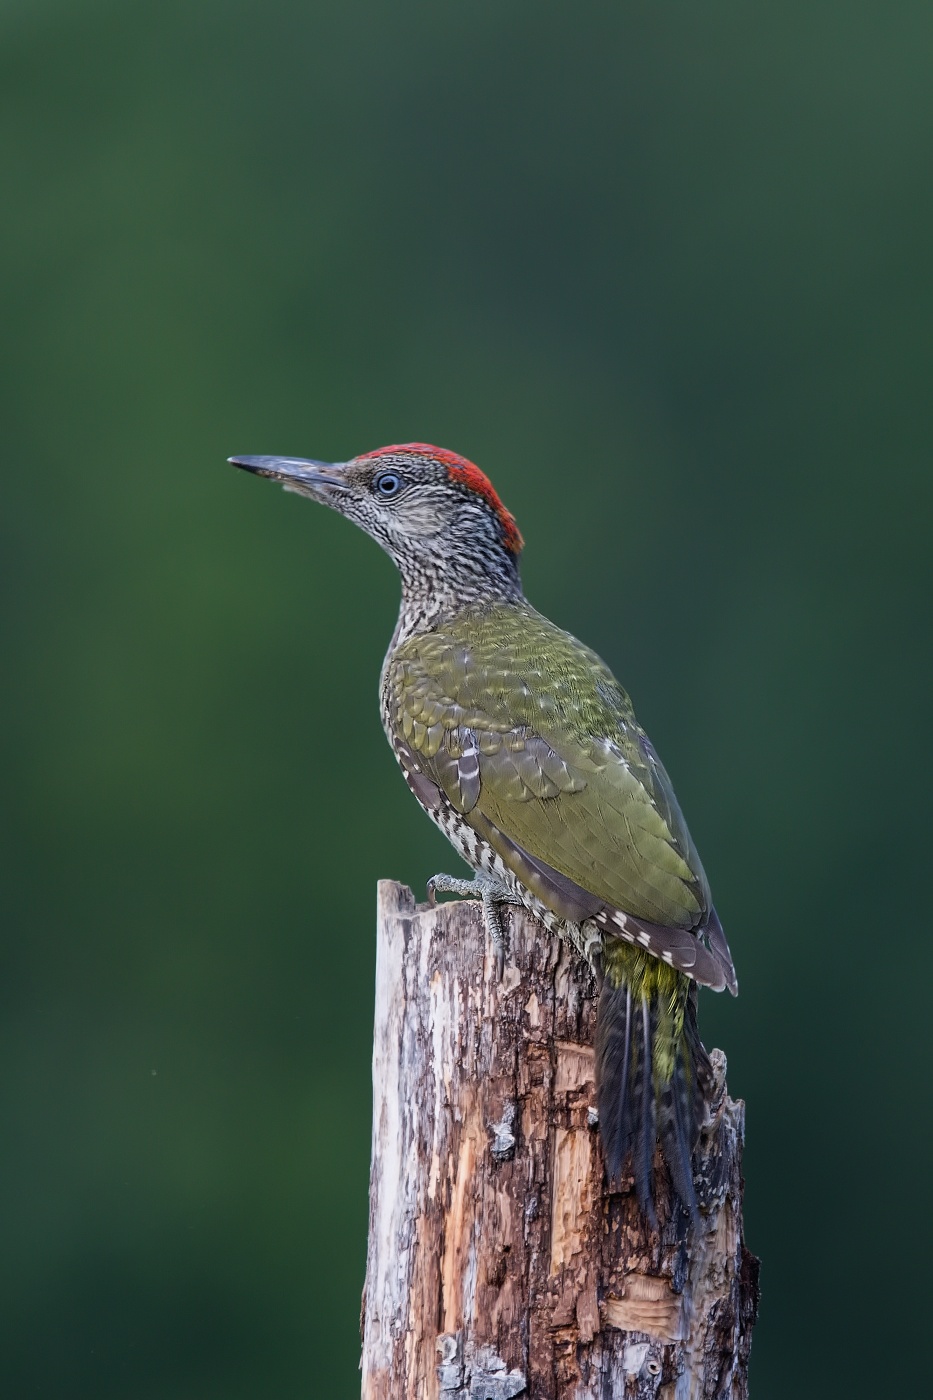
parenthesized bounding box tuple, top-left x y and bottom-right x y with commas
(384, 602, 737, 991)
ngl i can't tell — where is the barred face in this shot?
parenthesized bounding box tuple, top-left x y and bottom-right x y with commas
(318, 448, 524, 606)
(230, 444, 524, 609)
(354, 445, 523, 551)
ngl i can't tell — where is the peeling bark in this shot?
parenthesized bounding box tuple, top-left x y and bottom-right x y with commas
(361, 882, 759, 1400)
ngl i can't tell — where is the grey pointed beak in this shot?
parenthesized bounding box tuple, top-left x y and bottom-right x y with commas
(228, 455, 349, 500)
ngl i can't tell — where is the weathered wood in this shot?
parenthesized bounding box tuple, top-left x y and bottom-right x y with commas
(361, 881, 759, 1400)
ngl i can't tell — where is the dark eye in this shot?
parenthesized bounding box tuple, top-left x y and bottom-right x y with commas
(373, 470, 403, 498)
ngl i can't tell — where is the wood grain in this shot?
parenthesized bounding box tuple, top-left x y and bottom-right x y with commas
(361, 882, 758, 1400)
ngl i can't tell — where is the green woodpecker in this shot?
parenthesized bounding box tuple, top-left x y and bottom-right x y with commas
(230, 443, 736, 1223)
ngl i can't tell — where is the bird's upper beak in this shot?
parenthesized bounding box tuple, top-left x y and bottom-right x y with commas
(228, 455, 350, 502)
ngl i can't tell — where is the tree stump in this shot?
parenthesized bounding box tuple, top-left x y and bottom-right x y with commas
(361, 881, 759, 1400)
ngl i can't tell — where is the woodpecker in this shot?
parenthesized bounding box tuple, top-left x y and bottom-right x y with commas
(230, 443, 737, 1223)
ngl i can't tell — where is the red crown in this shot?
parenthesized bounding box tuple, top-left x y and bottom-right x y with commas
(358, 444, 523, 553)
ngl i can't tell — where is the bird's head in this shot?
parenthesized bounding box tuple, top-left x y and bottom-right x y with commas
(230, 443, 524, 601)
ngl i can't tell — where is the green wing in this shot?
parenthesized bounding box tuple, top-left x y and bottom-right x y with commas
(385, 602, 710, 931)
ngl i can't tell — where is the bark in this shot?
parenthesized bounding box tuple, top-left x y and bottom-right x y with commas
(361, 881, 759, 1400)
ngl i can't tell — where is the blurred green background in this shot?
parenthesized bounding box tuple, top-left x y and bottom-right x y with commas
(2, 2, 931, 1395)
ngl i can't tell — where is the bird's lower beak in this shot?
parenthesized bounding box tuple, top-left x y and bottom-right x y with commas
(228, 455, 349, 501)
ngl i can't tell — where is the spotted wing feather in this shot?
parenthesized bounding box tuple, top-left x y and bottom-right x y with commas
(385, 602, 737, 993)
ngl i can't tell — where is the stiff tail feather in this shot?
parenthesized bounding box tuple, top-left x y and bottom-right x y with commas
(595, 939, 712, 1226)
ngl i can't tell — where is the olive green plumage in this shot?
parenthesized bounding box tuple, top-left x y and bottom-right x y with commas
(385, 596, 728, 1221)
(386, 598, 707, 933)
(229, 442, 737, 1225)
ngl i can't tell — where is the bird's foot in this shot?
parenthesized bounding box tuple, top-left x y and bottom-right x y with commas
(563, 919, 603, 974)
(427, 873, 521, 979)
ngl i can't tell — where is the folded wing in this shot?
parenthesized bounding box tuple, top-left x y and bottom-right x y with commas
(386, 606, 737, 994)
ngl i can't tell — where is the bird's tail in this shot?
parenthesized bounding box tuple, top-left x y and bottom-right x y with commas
(595, 938, 713, 1226)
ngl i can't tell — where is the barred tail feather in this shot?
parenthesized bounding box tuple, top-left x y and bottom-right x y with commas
(634, 995, 657, 1225)
(595, 942, 712, 1226)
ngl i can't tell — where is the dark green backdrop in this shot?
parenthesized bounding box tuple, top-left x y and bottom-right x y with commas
(2, 3, 931, 1396)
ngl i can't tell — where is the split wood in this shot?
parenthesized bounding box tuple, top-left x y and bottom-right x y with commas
(361, 881, 759, 1400)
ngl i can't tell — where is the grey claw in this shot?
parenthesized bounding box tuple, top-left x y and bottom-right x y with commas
(426, 878, 438, 907)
